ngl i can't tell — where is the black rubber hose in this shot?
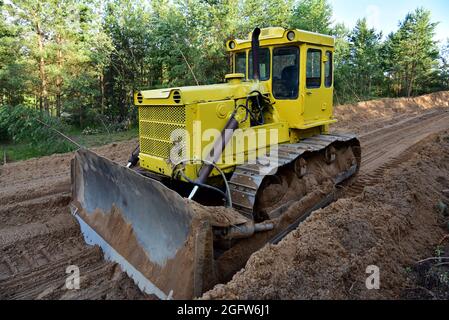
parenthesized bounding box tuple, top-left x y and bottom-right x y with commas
(176, 168, 229, 206)
(127, 145, 140, 167)
(246, 92, 265, 125)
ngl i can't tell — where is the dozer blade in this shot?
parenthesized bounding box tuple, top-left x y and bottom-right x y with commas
(70, 149, 213, 299)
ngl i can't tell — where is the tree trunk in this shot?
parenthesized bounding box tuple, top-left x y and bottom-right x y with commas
(36, 20, 49, 114)
(79, 102, 83, 128)
(407, 62, 417, 97)
(100, 72, 105, 114)
(56, 33, 63, 117)
(407, 76, 414, 97)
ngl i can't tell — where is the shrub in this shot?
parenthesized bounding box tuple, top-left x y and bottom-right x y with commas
(0, 105, 76, 155)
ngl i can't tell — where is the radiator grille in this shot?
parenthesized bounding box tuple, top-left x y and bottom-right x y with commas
(139, 105, 186, 159)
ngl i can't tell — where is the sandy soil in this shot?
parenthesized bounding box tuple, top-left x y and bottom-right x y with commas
(333, 91, 449, 135)
(203, 131, 449, 300)
(0, 141, 148, 299)
(1, 91, 449, 299)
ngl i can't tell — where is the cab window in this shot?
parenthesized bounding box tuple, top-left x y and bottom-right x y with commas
(248, 48, 270, 81)
(235, 52, 246, 76)
(306, 49, 322, 88)
(272, 46, 299, 99)
(324, 51, 333, 88)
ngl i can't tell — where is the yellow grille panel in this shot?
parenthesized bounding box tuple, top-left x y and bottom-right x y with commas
(139, 105, 185, 123)
(139, 105, 186, 159)
(140, 121, 185, 141)
(140, 138, 171, 159)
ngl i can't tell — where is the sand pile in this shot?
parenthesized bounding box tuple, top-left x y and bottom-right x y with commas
(203, 131, 449, 299)
(333, 91, 449, 134)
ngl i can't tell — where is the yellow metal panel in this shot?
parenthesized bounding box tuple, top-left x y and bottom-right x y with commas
(302, 44, 335, 126)
(135, 82, 269, 106)
(138, 105, 186, 160)
(138, 99, 290, 180)
(227, 27, 334, 52)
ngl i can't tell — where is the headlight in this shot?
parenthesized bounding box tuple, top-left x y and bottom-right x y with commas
(287, 31, 295, 41)
(229, 40, 236, 49)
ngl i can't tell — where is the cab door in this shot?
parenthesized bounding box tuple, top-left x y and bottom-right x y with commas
(302, 45, 333, 126)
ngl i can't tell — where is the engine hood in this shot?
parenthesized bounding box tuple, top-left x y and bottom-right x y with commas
(135, 80, 269, 106)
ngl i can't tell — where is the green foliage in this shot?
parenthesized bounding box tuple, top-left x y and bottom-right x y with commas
(0, 105, 75, 155)
(384, 8, 440, 97)
(349, 19, 383, 96)
(334, 7, 441, 103)
(240, 0, 294, 33)
(438, 40, 449, 90)
(434, 246, 444, 258)
(290, 0, 333, 34)
(334, 19, 384, 102)
(74, 127, 138, 148)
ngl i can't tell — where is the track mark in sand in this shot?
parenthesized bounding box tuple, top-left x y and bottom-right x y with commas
(0, 192, 71, 227)
(0, 103, 446, 299)
(341, 109, 449, 197)
(0, 177, 70, 206)
(0, 199, 147, 299)
(360, 109, 449, 172)
(0, 140, 147, 300)
(0, 247, 103, 299)
(0, 214, 78, 248)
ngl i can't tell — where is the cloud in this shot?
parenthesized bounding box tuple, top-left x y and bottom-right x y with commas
(366, 4, 381, 30)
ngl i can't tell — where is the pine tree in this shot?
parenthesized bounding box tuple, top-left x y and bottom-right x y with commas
(348, 18, 383, 97)
(385, 8, 439, 96)
(438, 40, 449, 90)
(289, 0, 333, 35)
(4, 0, 54, 112)
(240, 0, 294, 34)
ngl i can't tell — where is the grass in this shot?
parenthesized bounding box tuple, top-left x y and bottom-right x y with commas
(0, 127, 138, 163)
(1, 142, 49, 163)
(69, 127, 138, 148)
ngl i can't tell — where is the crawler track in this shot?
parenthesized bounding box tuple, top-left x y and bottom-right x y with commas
(229, 133, 361, 218)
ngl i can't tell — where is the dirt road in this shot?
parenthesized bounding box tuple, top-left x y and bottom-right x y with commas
(357, 109, 449, 173)
(1, 91, 448, 299)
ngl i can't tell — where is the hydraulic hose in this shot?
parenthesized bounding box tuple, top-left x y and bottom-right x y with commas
(127, 145, 140, 168)
(172, 159, 232, 208)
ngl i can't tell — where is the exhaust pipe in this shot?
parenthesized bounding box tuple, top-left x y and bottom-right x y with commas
(251, 27, 261, 80)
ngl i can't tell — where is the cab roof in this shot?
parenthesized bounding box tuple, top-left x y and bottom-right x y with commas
(226, 27, 335, 52)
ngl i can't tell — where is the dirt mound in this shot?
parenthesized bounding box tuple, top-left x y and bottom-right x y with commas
(203, 131, 449, 300)
(334, 91, 449, 134)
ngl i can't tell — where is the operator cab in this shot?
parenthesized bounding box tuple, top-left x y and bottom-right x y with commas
(226, 27, 335, 131)
(235, 46, 299, 99)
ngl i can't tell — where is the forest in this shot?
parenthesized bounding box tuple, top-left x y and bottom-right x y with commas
(1, 0, 448, 160)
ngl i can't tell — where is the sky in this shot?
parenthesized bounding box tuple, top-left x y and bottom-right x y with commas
(329, 0, 449, 43)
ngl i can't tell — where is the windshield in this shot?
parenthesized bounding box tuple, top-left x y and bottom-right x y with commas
(248, 48, 270, 81)
(273, 46, 299, 99)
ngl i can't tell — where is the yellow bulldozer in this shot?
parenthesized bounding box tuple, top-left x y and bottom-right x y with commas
(70, 27, 361, 299)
